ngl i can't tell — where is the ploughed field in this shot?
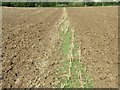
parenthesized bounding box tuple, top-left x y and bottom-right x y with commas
(2, 7, 63, 88)
(67, 6, 118, 88)
(2, 6, 118, 88)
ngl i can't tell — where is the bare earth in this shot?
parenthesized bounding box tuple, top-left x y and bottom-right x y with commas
(2, 6, 118, 88)
(2, 7, 62, 88)
(67, 6, 118, 88)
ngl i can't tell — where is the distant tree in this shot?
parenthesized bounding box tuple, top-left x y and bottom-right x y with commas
(89, 0, 95, 6)
(49, 2, 56, 7)
(94, 2, 103, 6)
(41, 2, 49, 7)
(2, 1, 119, 7)
(2, 2, 12, 7)
(72, 2, 84, 7)
(11, 2, 20, 7)
(68, 2, 73, 7)
(82, 0, 95, 6)
(86, 2, 95, 6)
(118, 1, 120, 6)
(0, 2, 2, 6)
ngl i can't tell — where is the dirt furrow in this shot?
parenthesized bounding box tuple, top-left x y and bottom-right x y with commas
(67, 6, 118, 88)
(2, 7, 62, 88)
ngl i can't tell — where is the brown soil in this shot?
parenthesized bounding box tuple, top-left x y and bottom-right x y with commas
(2, 7, 62, 88)
(67, 6, 118, 88)
(2, 6, 119, 88)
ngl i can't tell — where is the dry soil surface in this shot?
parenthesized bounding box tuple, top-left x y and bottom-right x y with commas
(67, 6, 118, 88)
(2, 6, 119, 88)
(2, 7, 62, 88)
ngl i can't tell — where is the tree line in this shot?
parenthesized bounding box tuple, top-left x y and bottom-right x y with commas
(2, 2, 120, 7)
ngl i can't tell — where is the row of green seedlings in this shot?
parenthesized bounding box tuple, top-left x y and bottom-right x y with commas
(55, 11, 94, 88)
